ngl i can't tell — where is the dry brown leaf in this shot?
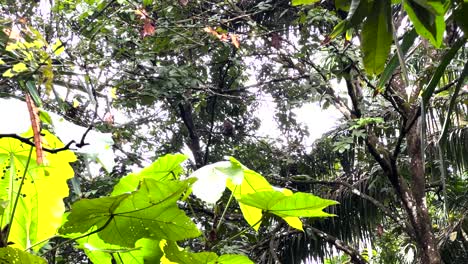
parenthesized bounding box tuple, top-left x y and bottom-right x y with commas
(25, 93, 44, 165)
(3, 26, 22, 41)
(231, 34, 240, 48)
(179, 0, 189, 6)
(204, 27, 238, 47)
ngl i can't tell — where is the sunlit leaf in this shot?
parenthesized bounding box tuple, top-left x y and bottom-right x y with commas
(0, 247, 46, 264)
(163, 240, 218, 263)
(60, 179, 200, 247)
(239, 191, 338, 218)
(2, 69, 14, 77)
(12, 62, 28, 73)
(163, 240, 254, 264)
(214, 254, 254, 264)
(0, 130, 76, 250)
(112, 153, 187, 195)
(190, 159, 244, 204)
(226, 169, 272, 230)
(51, 39, 65, 56)
(291, 0, 320, 6)
(78, 234, 163, 264)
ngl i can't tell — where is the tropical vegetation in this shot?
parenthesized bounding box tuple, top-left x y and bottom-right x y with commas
(0, 0, 466, 263)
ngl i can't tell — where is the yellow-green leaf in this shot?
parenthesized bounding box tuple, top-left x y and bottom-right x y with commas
(0, 247, 47, 264)
(226, 169, 272, 231)
(291, 0, 320, 6)
(0, 130, 76, 250)
(2, 69, 14, 77)
(12, 62, 28, 73)
(52, 39, 65, 56)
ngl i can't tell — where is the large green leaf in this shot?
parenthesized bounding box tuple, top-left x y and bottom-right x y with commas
(0, 130, 76, 250)
(163, 240, 218, 263)
(226, 169, 272, 230)
(0, 247, 46, 264)
(238, 191, 338, 218)
(403, 0, 445, 47)
(112, 153, 187, 195)
(163, 240, 253, 264)
(214, 254, 254, 264)
(361, 0, 393, 75)
(60, 178, 200, 247)
(78, 234, 163, 264)
(291, 0, 320, 6)
(190, 157, 244, 204)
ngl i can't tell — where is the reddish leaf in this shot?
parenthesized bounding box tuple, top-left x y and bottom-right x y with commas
(141, 19, 156, 38)
(104, 112, 114, 125)
(179, 0, 189, 6)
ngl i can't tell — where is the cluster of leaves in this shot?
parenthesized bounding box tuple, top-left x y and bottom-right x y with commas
(0, 133, 337, 263)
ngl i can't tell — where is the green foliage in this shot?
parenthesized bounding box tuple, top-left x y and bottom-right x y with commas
(403, 0, 447, 48)
(50, 153, 336, 262)
(60, 178, 201, 247)
(361, 0, 393, 75)
(377, 29, 418, 90)
(112, 153, 187, 195)
(239, 191, 338, 218)
(292, 0, 320, 6)
(0, 247, 46, 264)
(0, 0, 466, 262)
(0, 130, 76, 250)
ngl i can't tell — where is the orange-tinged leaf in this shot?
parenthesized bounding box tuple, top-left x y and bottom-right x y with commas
(231, 34, 240, 48)
(204, 26, 219, 36)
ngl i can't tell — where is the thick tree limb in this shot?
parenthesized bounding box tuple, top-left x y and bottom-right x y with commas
(178, 102, 204, 168)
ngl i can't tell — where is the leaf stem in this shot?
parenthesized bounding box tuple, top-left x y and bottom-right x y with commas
(5, 145, 34, 243)
(391, 16, 409, 88)
(212, 214, 264, 249)
(216, 186, 236, 231)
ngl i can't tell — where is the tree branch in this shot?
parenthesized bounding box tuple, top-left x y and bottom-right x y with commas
(309, 226, 368, 264)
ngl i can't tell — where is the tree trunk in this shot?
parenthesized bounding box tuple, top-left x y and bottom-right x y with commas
(403, 117, 441, 263)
